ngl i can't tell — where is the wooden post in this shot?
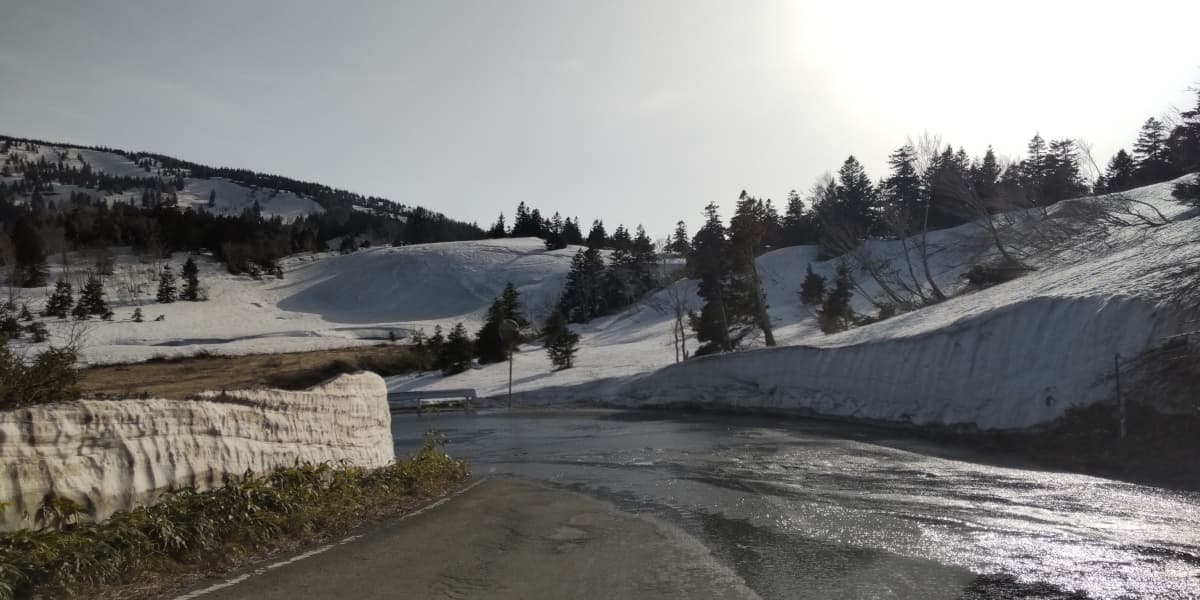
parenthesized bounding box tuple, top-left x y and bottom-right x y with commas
(1115, 353, 1125, 441)
(507, 347, 513, 409)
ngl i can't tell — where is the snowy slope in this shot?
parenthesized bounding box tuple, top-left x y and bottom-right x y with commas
(391, 177, 1200, 429)
(5, 173, 1197, 429)
(1, 141, 324, 219)
(8, 238, 574, 364)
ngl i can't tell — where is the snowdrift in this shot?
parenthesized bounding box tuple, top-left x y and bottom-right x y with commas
(509, 295, 1168, 429)
(0, 372, 393, 530)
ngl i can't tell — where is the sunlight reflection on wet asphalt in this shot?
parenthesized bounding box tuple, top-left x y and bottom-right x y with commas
(393, 410, 1200, 599)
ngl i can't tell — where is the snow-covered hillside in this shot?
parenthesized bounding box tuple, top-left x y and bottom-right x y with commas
(390, 177, 1200, 429)
(10, 238, 573, 364)
(1, 141, 324, 219)
(4, 177, 1197, 429)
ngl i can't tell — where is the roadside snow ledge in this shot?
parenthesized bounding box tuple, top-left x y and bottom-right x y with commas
(0, 372, 393, 531)
(515, 295, 1172, 431)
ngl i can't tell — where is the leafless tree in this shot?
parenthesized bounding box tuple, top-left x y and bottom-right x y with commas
(818, 211, 914, 311)
(647, 257, 692, 362)
(1076, 140, 1171, 228)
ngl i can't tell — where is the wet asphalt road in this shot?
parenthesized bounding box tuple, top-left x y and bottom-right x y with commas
(392, 409, 1200, 599)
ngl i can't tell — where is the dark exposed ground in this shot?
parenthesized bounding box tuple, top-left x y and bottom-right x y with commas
(79, 344, 418, 399)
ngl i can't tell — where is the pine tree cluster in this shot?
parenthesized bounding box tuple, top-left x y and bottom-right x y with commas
(557, 225, 657, 323)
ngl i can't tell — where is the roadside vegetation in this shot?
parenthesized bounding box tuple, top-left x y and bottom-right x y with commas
(80, 344, 419, 399)
(0, 433, 469, 600)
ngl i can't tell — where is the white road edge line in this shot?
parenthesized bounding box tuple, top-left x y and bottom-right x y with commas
(171, 477, 489, 600)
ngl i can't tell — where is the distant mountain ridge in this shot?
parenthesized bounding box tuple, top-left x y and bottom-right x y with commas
(0, 134, 485, 276)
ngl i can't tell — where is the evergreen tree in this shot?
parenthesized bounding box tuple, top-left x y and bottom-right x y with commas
(882, 144, 923, 231)
(1167, 90, 1200, 174)
(780, 190, 817, 246)
(181, 257, 201, 301)
(630, 225, 656, 290)
(924, 145, 971, 228)
(688, 202, 739, 355)
(541, 212, 566, 250)
(1171, 97, 1200, 203)
(1097, 149, 1136, 193)
(970, 146, 1001, 202)
(43, 280, 73, 318)
(528, 208, 545, 237)
(439, 323, 474, 375)
(132, 307, 144, 323)
(542, 309, 580, 370)
(1132, 117, 1174, 184)
(1043, 139, 1088, 202)
(71, 299, 89, 320)
(610, 225, 632, 253)
(487, 213, 508, 238)
(585, 220, 608, 249)
(668, 220, 690, 254)
(602, 225, 635, 310)
(410, 329, 431, 370)
(728, 192, 776, 345)
(11, 218, 47, 287)
(799, 264, 826, 306)
(558, 248, 607, 322)
(835, 156, 878, 235)
(512, 202, 540, 237)
(26, 321, 48, 343)
(76, 273, 109, 317)
(599, 224, 656, 312)
(17, 305, 33, 322)
(428, 325, 446, 371)
(1021, 133, 1050, 202)
(818, 262, 854, 333)
(475, 282, 527, 364)
(561, 217, 584, 246)
(156, 265, 178, 303)
(0, 310, 19, 339)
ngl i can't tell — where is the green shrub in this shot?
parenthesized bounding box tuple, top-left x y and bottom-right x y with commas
(0, 433, 468, 599)
(0, 341, 79, 410)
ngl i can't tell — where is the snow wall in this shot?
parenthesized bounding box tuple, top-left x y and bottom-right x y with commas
(0, 372, 393, 531)
(512, 295, 1174, 430)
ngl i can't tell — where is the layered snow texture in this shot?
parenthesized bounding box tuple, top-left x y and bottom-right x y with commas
(0, 372, 393, 530)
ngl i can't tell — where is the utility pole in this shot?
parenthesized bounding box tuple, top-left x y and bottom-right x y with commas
(1115, 353, 1125, 441)
(499, 319, 519, 409)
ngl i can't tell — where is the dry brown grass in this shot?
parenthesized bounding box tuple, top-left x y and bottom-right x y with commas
(80, 345, 419, 400)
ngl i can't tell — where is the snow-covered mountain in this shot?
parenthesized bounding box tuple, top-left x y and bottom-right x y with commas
(1, 141, 325, 220)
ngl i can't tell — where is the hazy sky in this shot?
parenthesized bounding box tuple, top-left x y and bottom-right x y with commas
(2, 1, 1199, 236)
